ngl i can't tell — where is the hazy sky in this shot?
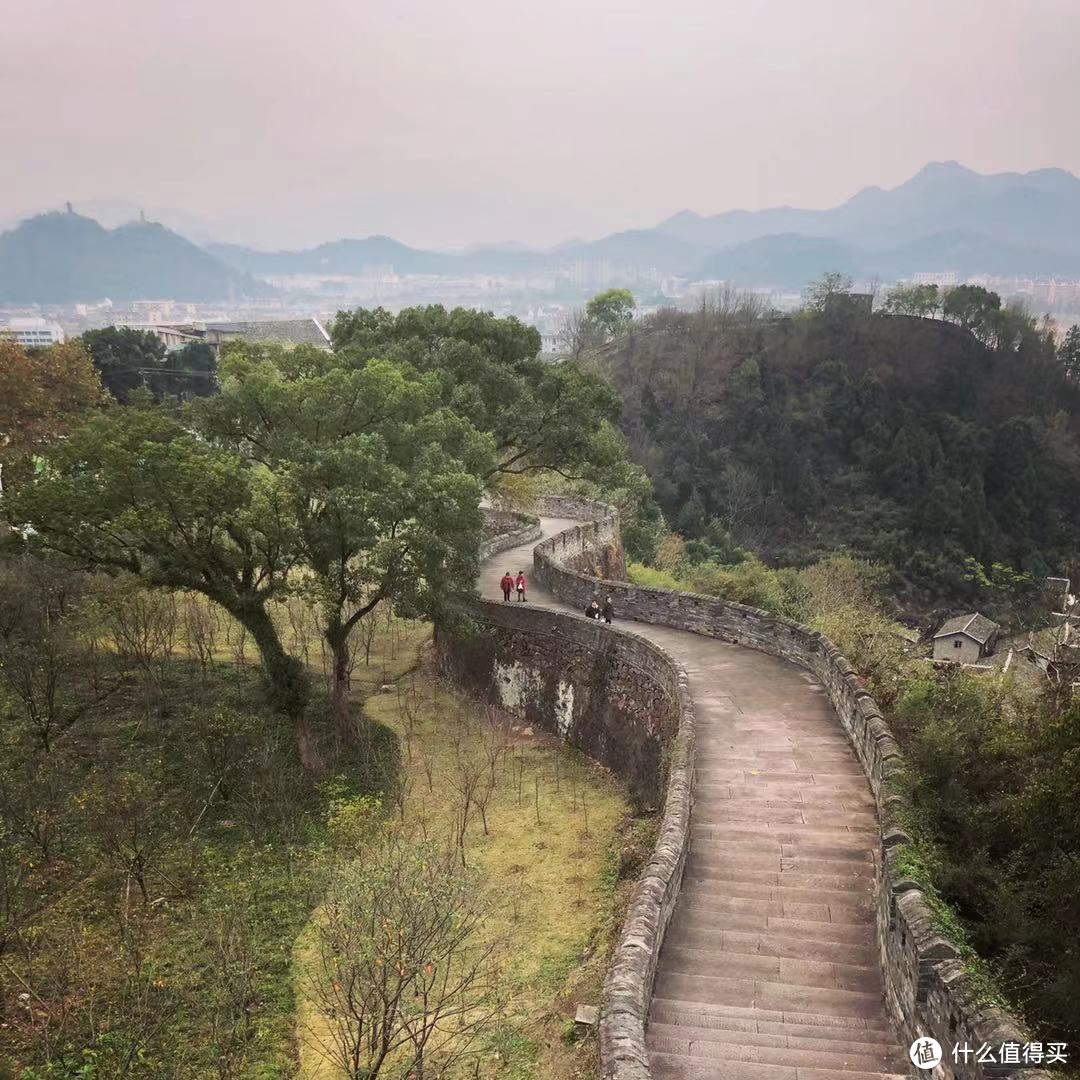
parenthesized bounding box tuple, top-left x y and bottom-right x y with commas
(3, 0, 1078, 250)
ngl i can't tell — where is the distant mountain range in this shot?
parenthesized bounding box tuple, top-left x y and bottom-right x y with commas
(0, 211, 273, 303)
(4, 163, 1080, 302)
(207, 162, 1080, 289)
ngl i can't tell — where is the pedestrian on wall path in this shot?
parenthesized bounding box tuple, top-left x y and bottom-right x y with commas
(500, 572, 514, 602)
(585, 599, 601, 619)
(602, 596, 614, 624)
(515, 571, 527, 601)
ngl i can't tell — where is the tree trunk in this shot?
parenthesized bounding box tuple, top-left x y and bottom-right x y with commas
(325, 615, 355, 746)
(218, 595, 308, 722)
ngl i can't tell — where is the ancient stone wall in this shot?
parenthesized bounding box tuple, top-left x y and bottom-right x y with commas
(436, 601, 679, 808)
(533, 503, 1044, 1080)
(479, 507, 542, 561)
(440, 499, 694, 1080)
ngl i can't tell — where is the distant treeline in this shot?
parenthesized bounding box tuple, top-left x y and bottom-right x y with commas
(596, 291, 1080, 610)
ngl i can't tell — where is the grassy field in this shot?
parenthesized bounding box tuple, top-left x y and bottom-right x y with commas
(1, 578, 633, 1079)
(295, 640, 633, 1080)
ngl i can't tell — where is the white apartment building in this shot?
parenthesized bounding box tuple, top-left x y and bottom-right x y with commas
(1, 317, 66, 347)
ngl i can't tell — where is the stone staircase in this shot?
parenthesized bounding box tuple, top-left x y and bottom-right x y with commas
(644, 689, 910, 1080)
(475, 515, 911, 1080)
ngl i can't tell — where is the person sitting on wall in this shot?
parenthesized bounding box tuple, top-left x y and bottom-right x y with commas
(602, 596, 614, 624)
(500, 571, 514, 602)
(585, 600, 601, 619)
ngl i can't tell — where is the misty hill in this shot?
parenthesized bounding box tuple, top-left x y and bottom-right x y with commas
(696, 229, 1080, 290)
(208, 163, 1080, 290)
(660, 162, 1080, 252)
(208, 226, 699, 279)
(600, 302, 1080, 605)
(0, 212, 274, 303)
(11, 163, 1080, 299)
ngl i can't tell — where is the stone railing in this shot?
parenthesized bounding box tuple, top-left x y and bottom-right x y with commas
(531, 506, 1046, 1080)
(478, 507, 542, 561)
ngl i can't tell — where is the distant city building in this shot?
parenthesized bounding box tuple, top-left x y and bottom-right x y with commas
(910, 272, 959, 289)
(933, 612, 1000, 663)
(139, 316, 332, 354)
(0, 317, 66, 347)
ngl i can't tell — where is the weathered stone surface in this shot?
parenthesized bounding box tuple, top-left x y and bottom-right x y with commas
(443, 502, 1032, 1080)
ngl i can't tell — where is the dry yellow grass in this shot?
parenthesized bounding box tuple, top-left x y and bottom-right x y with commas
(295, 647, 629, 1079)
(139, 587, 626, 1077)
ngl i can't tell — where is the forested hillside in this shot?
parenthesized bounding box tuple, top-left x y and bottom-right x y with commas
(598, 296, 1080, 611)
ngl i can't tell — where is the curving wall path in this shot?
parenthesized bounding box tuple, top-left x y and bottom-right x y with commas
(442, 503, 1042, 1080)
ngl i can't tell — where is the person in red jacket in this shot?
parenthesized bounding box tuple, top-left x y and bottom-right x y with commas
(499, 572, 514, 602)
(515, 571, 527, 601)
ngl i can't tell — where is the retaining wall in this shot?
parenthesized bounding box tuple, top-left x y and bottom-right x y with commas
(436, 601, 679, 808)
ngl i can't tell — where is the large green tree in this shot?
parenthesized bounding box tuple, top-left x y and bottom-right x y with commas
(942, 284, 1001, 338)
(0, 340, 106, 495)
(882, 282, 940, 318)
(195, 342, 493, 739)
(585, 288, 635, 338)
(1059, 324, 1080, 382)
(3, 406, 307, 719)
(156, 340, 218, 399)
(81, 326, 167, 403)
(331, 305, 621, 481)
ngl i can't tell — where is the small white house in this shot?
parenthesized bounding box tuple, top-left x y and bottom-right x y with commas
(933, 613, 1001, 663)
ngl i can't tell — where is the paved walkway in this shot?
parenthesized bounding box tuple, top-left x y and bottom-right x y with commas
(480, 519, 909, 1080)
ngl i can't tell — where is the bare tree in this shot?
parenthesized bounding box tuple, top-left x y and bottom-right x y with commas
(305, 830, 503, 1079)
(556, 306, 606, 362)
(181, 593, 221, 679)
(447, 748, 485, 865)
(101, 586, 179, 681)
(0, 560, 121, 751)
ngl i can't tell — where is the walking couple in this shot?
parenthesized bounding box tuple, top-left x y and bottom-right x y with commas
(500, 571, 527, 602)
(585, 596, 614, 623)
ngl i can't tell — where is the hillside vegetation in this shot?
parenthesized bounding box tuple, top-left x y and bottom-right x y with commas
(599, 294, 1080, 615)
(595, 289, 1080, 1046)
(0, 317, 632, 1079)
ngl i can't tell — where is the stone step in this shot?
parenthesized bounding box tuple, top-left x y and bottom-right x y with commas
(648, 998, 892, 1035)
(695, 751, 855, 763)
(657, 946, 882, 995)
(691, 836, 876, 857)
(697, 784, 872, 802)
(667, 909, 876, 945)
(691, 824, 879, 843)
(652, 970, 887, 1019)
(679, 870, 876, 908)
(647, 1028, 906, 1073)
(695, 765, 865, 780)
(672, 866, 874, 892)
(675, 892, 874, 926)
(695, 769, 868, 785)
(647, 1020, 903, 1058)
(649, 1049, 909, 1080)
(662, 921, 877, 967)
(681, 853, 877, 878)
(692, 807, 879, 829)
(684, 859, 876, 888)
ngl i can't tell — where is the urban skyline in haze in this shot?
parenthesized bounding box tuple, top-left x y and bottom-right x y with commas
(4, 0, 1079, 250)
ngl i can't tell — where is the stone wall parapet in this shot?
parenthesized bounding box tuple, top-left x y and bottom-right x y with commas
(530, 501, 1044, 1080)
